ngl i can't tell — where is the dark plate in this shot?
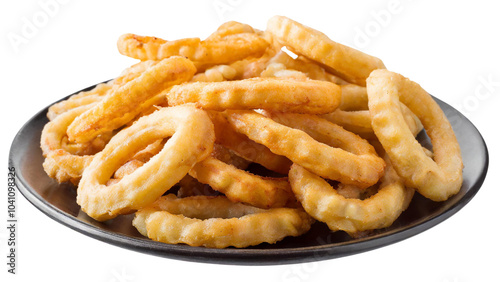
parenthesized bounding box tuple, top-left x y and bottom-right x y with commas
(9, 83, 488, 265)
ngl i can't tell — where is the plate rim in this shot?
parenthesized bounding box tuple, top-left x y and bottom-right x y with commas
(9, 83, 489, 265)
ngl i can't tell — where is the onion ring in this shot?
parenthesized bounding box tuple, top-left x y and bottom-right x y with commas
(67, 56, 196, 143)
(189, 156, 295, 208)
(338, 84, 369, 111)
(48, 61, 159, 120)
(266, 16, 385, 86)
(167, 77, 341, 114)
(323, 103, 423, 139)
(76, 104, 214, 221)
(226, 47, 278, 79)
(226, 110, 385, 188)
(114, 139, 166, 177)
(208, 111, 291, 174)
(264, 50, 346, 84)
(117, 32, 269, 68)
(289, 154, 414, 234)
(41, 105, 107, 184)
(176, 175, 220, 198)
(117, 34, 201, 62)
(210, 143, 251, 170)
(47, 82, 112, 121)
(322, 83, 423, 139)
(132, 194, 313, 248)
(367, 69, 463, 201)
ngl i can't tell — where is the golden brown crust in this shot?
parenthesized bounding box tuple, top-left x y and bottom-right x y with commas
(117, 32, 269, 69)
(167, 77, 341, 114)
(266, 16, 385, 86)
(133, 194, 313, 248)
(189, 157, 295, 209)
(76, 105, 214, 221)
(41, 105, 101, 184)
(367, 70, 463, 201)
(208, 111, 292, 174)
(226, 111, 386, 188)
(289, 156, 414, 234)
(67, 56, 196, 143)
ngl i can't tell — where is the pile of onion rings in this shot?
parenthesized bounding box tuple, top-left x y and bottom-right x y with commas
(40, 16, 463, 248)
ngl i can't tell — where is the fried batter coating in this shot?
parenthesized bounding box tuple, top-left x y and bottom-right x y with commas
(289, 155, 413, 234)
(67, 56, 195, 143)
(367, 70, 463, 201)
(226, 111, 385, 188)
(167, 77, 341, 114)
(267, 16, 385, 86)
(77, 105, 214, 221)
(133, 194, 313, 248)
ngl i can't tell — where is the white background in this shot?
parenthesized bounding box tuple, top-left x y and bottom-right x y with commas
(1, 0, 499, 281)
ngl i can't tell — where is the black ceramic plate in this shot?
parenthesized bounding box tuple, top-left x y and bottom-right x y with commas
(9, 83, 488, 265)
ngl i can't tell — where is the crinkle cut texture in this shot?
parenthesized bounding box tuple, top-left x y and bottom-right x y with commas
(167, 77, 341, 114)
(41, 105, 101, 184)
(266, 16, 385, 86)
(133, 194, 313, 248)
(189, 156, 295, 209)
(117, 32, 269, 69)
(67, 56, 196, 143)
(289, 156, 414, 234)
(367, 70, 463, 201)
(226, 110, 385, 188)
(208, 110, 291, 174)
(76, 104, 214, 221)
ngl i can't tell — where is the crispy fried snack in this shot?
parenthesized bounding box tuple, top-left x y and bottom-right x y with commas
(117, 34, 200, 61)
(67, 56, 196, 143)
(210, 143, 251, 170)
(167, 77, 341, 114)
(338, 84, 369, 111)
(227, 49, 277, 79)
(47, 82, 112, 121)
(189, 157, 295, 208)
(323, 103, 423, 139)
(41, 105, 100, 184)
(322, 83, 423, 139)
(206, 21, 256, 40)
(39, 16, 465, 248)
(209, 111, 292, 174)
(263, 50, 347, 84)
(117, 32, 269, 69)
(48, 61, 158, 120)
(266, 16, 385, 86)
(105, 140, 167, 186)
(132, 194, 313, 248)
(113, 60, 159, 85)
(367, 70, 463, 201)
(76, 105, 214, 221)
(261, 63, 309, 80)
(226, 111, 385, 188)
(192, 65, 238, 82)
(289, 155, 414, 234)
(176, 175, 220, 198)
